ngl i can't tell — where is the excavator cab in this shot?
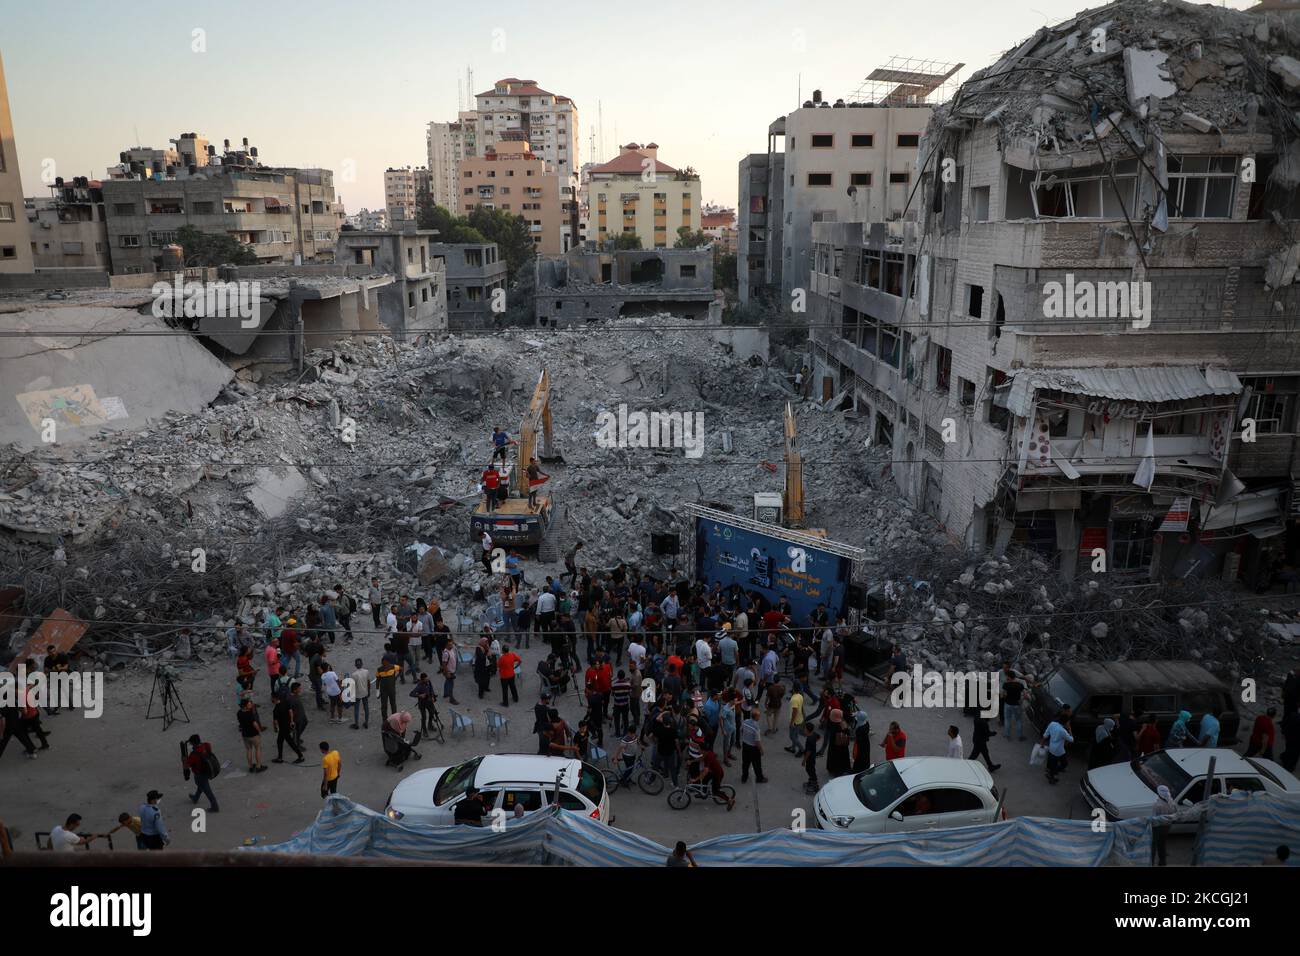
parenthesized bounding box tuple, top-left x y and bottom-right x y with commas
(470, 370, 561, 547)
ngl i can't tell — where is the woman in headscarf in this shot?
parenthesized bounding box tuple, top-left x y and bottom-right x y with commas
(1167, 710, 1193, 749)
(825, 709, 852, 778)
(473, 632, 494, 699)
(1089, 717, 1117, 769)
(1152, 784, 1178, 866)
(851, 708, 872, 773)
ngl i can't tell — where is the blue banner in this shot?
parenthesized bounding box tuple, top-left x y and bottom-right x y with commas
(693, 517, 850, 625)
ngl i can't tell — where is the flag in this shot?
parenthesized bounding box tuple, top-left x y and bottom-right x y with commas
(1133, 423, 1156, 491)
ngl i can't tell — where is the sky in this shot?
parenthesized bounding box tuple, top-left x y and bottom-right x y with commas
(3, 0, 1257, 215)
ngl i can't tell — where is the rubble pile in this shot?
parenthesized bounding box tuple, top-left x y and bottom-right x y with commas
(0, 318, 939, 663)
(876, 547, 1294, 712)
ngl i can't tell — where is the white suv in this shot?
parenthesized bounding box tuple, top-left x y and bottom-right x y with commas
(385, 754, 610, 825)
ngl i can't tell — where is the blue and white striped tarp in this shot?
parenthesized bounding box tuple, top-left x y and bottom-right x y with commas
(1193, 792, 1300, 866)
(243, 797, 1157, 866)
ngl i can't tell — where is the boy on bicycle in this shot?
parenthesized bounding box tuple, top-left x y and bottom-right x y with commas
(691, 748, 735, 811)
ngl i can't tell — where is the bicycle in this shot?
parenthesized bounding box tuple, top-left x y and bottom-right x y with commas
(604, 754, 665, 796)
(667, 778, 736, 810)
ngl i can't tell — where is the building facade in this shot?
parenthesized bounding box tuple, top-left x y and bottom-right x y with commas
(588, 143, 700, 250)
(534, 246, 715, 325)
(336, 227, 447, 336)
(474, 78, 577, 180)
(805, 7, 1300, 584)
(458, 137, 574, 254)
(347, 207, 388, 231)
(429, 241, 507, 330)
(384, 166, 429, 223)
(26, 178, 109, 271)
(102, 163, 342, 274)
(737, 150, 784, 304)
(0, 50, 34, 272)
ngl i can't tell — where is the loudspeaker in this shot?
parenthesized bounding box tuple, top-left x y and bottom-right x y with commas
(651, 532, 679, 555)
(845, 584, 867, 610)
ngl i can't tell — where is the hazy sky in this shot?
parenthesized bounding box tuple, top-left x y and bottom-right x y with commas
(4, 0, 1255, 214)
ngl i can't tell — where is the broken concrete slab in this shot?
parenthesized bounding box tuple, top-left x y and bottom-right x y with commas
(244, 466, 308, 519)
(1272, 55, 1300, 92)
(1124, 47, 1177, 106)
(418, 547, 452, 586)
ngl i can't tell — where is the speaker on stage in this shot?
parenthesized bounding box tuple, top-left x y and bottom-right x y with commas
(651, 532, 680, 555)
(845, 584, 867, 609)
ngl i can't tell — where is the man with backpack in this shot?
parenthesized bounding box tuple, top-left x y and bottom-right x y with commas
(182, 734, 220, 812)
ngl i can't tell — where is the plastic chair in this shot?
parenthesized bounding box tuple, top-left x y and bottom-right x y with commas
(485, 709, 509, 741)
(457, 648, 475, 666)
(587, 743, 610, 771)
(449, 709, 475, 737)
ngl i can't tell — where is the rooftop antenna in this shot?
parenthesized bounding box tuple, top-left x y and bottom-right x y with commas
(467, 65, 474, 105)
(598, 100, 604, 161)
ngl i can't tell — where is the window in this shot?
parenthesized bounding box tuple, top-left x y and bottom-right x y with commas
(889, 172, 910, 185)
(0, 246, 14, 259)
(1168, 156, 1236, 219)
(967, 284, 983, 318)
(0, 202, 13, 221)
(148, 231, 177, 246)
(811, 134, 834, 148)
(897, 134, 920, 148)
(192, 201, 215, 215)
(679, 264, 697, 279)
(113, 203, 137, 216)
(879, 322, 900, 369)
(935, 346, 953, 393)
(1111, 519, 1154, 572)
(851, 173, 872, 186)
(119, 235, 141, 248)
(408, 291, 415, 307)
(884, 253, 904, 296)
(1240, 377, 1298, 433)
(421, 287, 429, 302)
(959, 378, 976, 407)
(851, 134, 874, 148)
(971, 186, 990, 221)
(1132, 694, 1177, 715)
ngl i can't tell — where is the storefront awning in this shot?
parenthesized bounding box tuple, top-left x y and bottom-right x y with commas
(1200, 487, 1285, 533)
(1008, 366, 1242, 416)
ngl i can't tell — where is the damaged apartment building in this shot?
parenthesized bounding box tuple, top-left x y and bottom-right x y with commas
(807, 0, 1300, 583)
(534, 245, 715, 325)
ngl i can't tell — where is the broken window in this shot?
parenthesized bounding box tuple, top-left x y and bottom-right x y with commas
(993, 292, 1005, 337)
(1240, 376, 1299, 433)
(884, 253, 904, 296)
(863, 251, 881, 289)
(1167, 155, 1236, 219)
(959, 377, 976, 407)
(966, 283, 983, 318)
(861, 313, 878, 356)
(879, 322, 900, 369)
(942, 166, 964, 232)
(971, 186, 990, 221)
(986, 368, 1010, 430)
(841, 306, 861, 345)
(1111, 519, 1154, 573)
(807, 173, 832, 187)
(935, 346, 952, 393)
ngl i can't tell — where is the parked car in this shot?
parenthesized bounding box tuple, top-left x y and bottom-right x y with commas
(813, 757, 1005, 834)
(1080, 748, 1300, 830)
(1025, 661, 1239, 746)
(384, 754, 610, 825)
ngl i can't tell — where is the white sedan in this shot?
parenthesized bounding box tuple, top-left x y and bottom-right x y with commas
(813, 757, 1004, 833)
(1081, 748, 1300, 831)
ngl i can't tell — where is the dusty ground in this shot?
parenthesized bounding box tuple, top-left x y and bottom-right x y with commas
(0, 615, 1193, 862)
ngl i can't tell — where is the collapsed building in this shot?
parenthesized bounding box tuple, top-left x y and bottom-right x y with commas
(534, 245, 716, 325)
(808, 0, 1300, 584)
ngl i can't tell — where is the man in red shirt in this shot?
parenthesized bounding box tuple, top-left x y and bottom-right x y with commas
(481, 467, 500, 513)
(760, 609, 787, 636)
(1245, 708, 1277, 759)
(882, 721, 907, 760)
(692, 747, 735, 810)
(1136, 714, 1162, 756)
(585, 655, 613, 744)
(497, 645, 521, 707)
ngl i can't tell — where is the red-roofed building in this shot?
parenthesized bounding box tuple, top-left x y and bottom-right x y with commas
(586, 143, 700, 249)
(701, 208, 737, 253)
(474, 78, 579, 180)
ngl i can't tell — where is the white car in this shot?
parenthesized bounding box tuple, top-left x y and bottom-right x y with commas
(813, 757, 1004, 834)
(1081, 748, 1300, 831)
(385, 754, 610, 825)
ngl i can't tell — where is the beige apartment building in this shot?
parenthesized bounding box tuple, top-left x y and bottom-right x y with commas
(384, 166, 430, 223)
(0, 51, 34, 272)
(26, 178, 109, 271)
(458, 136, 574, 254)
(426, 113, 476, 210)
(589, 143, 700, 249)
(475, 78, 578, 179)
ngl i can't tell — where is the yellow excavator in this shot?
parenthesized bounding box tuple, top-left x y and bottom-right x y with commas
(783, 401, 805, 525)
(469, 369, 559, 546)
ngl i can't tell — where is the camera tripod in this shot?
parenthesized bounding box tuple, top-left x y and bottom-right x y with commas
(146, 664, 190, 731)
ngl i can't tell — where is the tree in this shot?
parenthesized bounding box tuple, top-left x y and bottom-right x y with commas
(415, 185, 437, 231)
(674, 226, 710, 249)
(427, 204, 486, 244)
(611, 232, 642, 250)
(175, 225, 257, 267)
(714, 251, 737, 292)
(466, 206, 535, 280)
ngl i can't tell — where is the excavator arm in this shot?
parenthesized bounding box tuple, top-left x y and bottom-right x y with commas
(783, 401, 804, 524)
(513, 369, 554, 497)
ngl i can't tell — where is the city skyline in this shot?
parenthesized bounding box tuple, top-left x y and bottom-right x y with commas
(4, 0, 1257, 216)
